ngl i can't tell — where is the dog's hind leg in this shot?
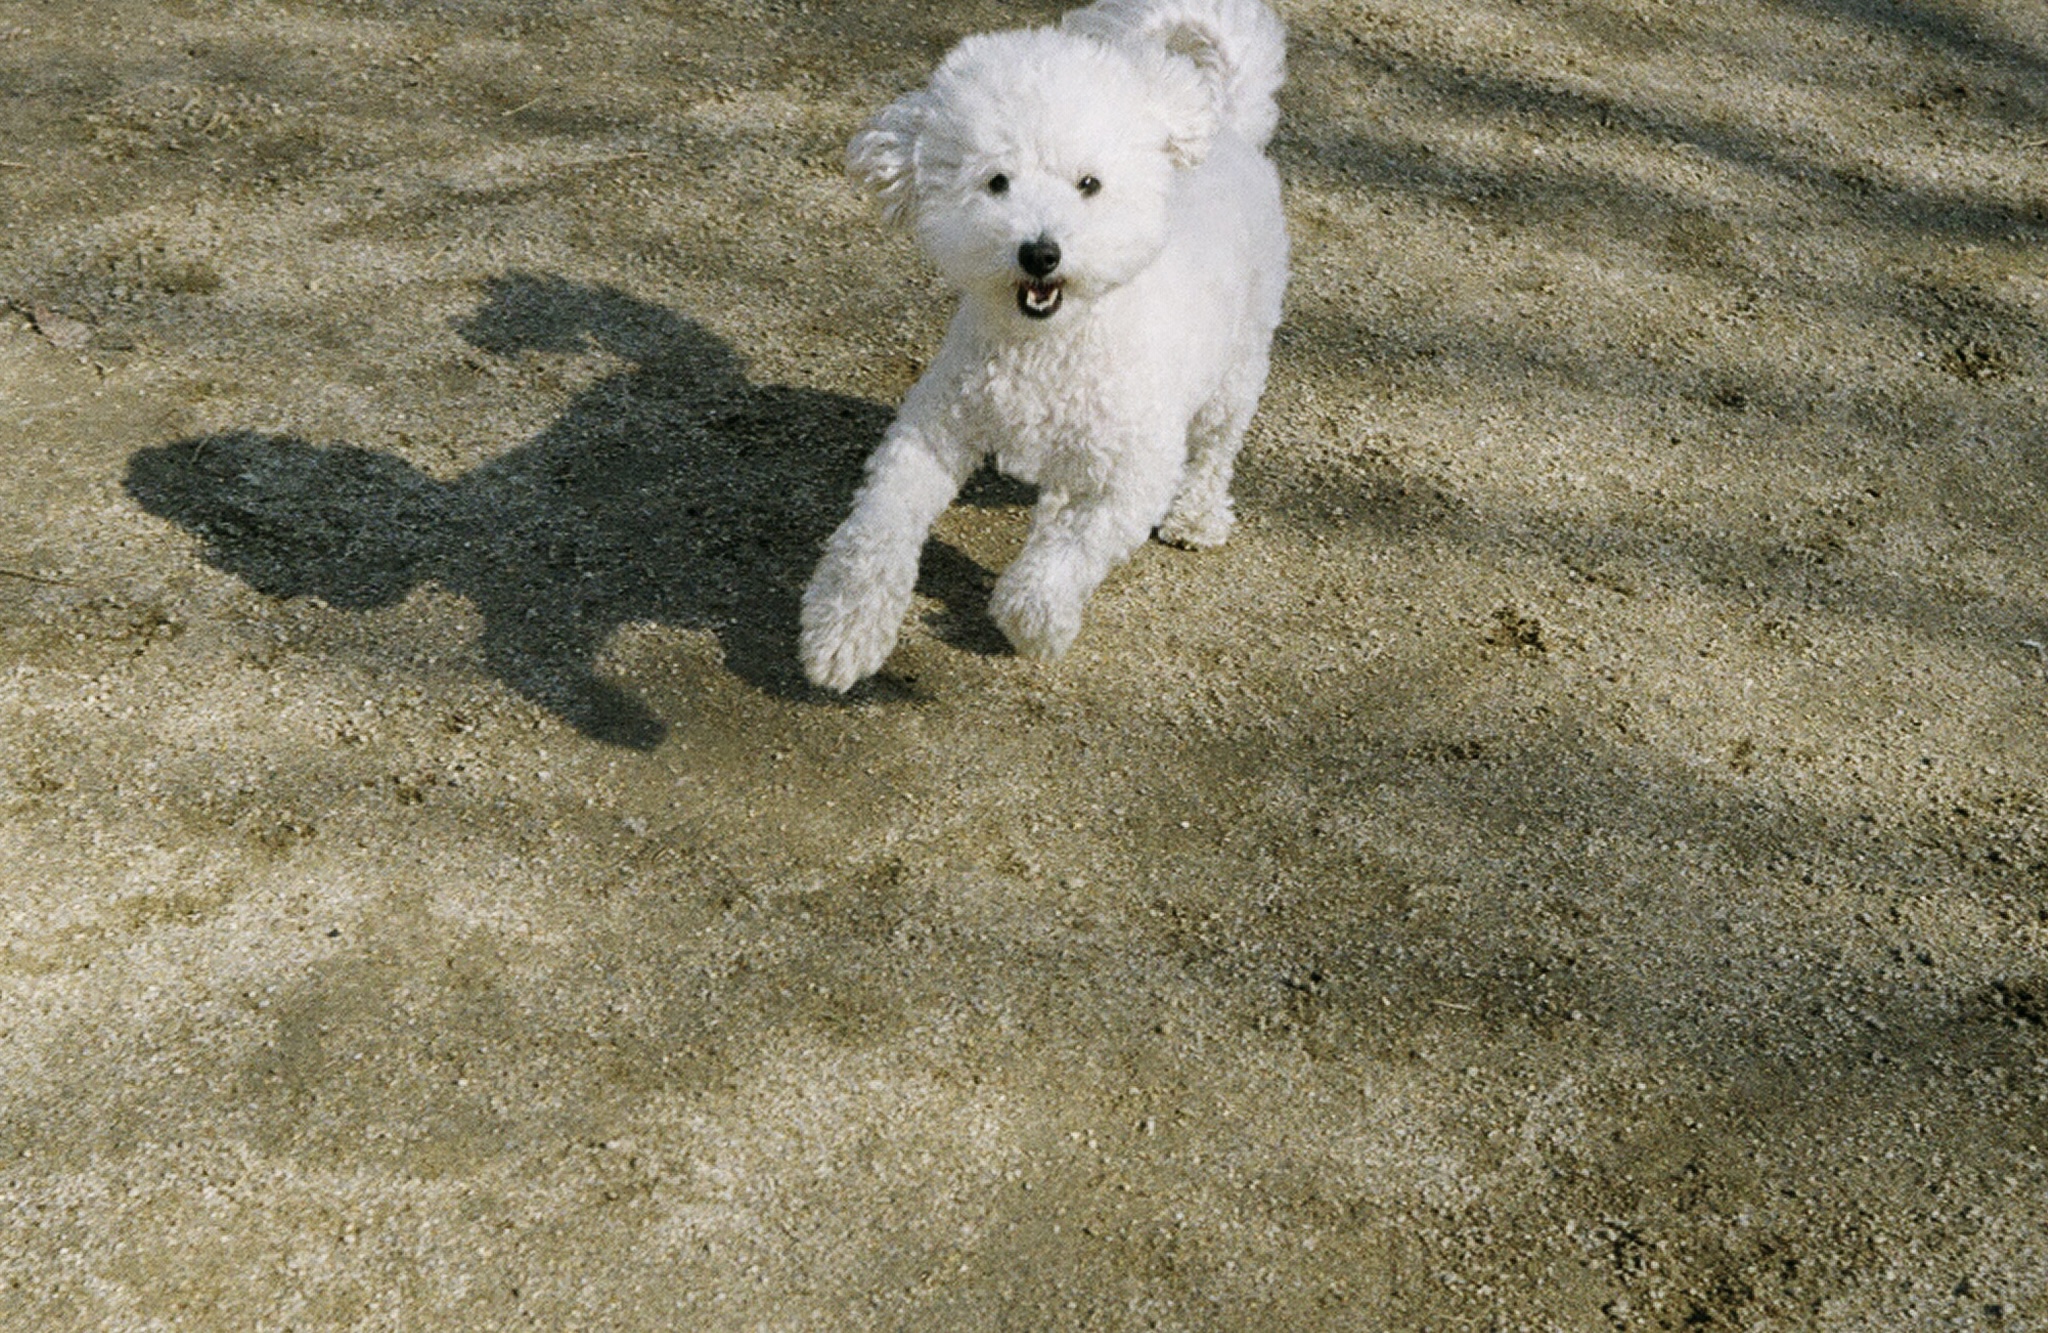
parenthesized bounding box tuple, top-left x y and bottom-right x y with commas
(1158, 349, 1268, 549)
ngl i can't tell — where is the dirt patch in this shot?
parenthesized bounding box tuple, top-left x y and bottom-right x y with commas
(5, 0, 2048, 1328)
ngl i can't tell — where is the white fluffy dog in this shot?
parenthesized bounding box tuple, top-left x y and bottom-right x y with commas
(799, 0, 1289, 691)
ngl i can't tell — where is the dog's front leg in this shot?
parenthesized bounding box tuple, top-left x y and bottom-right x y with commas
(800, 423, 974, 691)
(989, 461, 1176, 661)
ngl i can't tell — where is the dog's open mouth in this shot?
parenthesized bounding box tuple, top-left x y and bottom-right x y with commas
(1017, 279, 1064, 319)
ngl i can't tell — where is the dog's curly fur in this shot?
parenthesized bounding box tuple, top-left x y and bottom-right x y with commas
(800, 0, 1290, 691)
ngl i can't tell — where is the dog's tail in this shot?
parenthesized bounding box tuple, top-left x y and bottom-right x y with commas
(1062, 0, 1286, 148)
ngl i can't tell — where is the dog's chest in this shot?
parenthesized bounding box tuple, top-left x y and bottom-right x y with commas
(965, 332, 1128, 487)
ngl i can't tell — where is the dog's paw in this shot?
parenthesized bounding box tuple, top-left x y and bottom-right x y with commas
(1157, 498, 1236, 550)
(799, 610, 900, 692)
(988, 571, 1083, 661)
(800, 577, 906, 692)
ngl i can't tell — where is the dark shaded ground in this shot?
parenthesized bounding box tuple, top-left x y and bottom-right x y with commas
(124, 272, 890, 746)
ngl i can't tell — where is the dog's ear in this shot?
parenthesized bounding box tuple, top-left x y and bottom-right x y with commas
(846, 90, 929, 230)
(1146, 52, 1221, 169)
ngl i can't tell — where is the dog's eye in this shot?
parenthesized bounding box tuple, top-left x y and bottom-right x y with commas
(987, 173, 1010, 195)
(1077, 175, 1102, 197)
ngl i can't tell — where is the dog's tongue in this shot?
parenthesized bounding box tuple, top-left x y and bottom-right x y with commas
(1017, 281, 1063, 319)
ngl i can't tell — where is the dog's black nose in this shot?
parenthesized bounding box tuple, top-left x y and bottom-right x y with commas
(1017, 237, 1061, 279)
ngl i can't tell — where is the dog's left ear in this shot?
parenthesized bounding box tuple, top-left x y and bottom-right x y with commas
(847, 90, 929, 230)
(1146, 52, 1220, 169)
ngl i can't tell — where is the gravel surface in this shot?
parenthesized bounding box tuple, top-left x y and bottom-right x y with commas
(4, 0, 2048, 1328)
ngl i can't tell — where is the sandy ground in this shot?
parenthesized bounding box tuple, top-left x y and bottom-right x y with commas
(4, 0, 2048, 1327)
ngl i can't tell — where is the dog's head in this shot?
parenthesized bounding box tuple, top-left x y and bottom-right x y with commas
(847, 25, 1217, 324)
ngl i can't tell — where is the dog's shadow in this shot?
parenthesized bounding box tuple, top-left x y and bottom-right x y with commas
(124, 272, 1011, 749)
